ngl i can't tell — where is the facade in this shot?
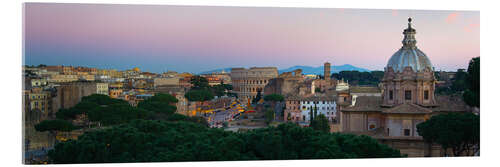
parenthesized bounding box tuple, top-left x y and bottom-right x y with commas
(299, 95, 337, 123)
(285, 95, 337, 124)
(51, 82, 99, 110)
(284, 96, 302, 122)
(350, 86, 382, 97)
(264, 69, 307, 96)
(324, 62, 331, 81)
(153, 77, 180, 88)
(48, 74, 78, 83)
(340, 18, 472, 157)
(96, 82, 109, 95)
(230, 67, 278, 100)
(109, 82, 124, 98)
(30, 78, 48, 88)
(27, 88, 51, 116)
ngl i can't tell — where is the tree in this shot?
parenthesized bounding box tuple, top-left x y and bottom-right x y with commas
(138, 93, 178, 114)
(35, 119, 76, 133)
(451, 69, 467, 92)
(263, 94, 284, 102)
(87, 103, 151, 126)
(310, 114, 330, 133)
(190, 76, 210, 90)
(309, 105, 314, 123)
(417, 113, 479, 156)
(184, 89, 214, 102)
(464, 57, 480, 107)
(35, 119, 77, 142)
(47, 120, 403, 163)
(265, 108, 275, 125)
(333, 71, 384, 86)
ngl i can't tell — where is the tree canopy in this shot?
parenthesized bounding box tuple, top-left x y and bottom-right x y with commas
(332, 71, 384, 86)
(310, 114, 330, 133)
(35, 119, 76, 133)
(47, 120, 403, 163)
(416, 112, 479, 156)
(137, 93, 178, 114)
(185, 76, 232, 101)
(190, 76, 210, 90)
(264, 94, 284, 102)
(184, 89, 215, 102)
(464, 57, 479, 107)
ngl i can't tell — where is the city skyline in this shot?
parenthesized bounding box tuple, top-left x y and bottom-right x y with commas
(24, 3, 479, 73)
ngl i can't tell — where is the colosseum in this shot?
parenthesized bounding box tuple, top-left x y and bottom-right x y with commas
(230, 67, 278, 101)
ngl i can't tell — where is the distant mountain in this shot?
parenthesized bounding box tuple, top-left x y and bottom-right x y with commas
(198, 68, 232, 74)
(198, 64, 370, 75)
(279, 64, 370, 74)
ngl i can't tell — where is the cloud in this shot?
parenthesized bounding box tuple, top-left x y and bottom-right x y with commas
(446, 13, 459, 23)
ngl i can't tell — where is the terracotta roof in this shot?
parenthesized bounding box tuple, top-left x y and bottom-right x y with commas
(382, 103, 432, 114)
(342, 94, 472, 114)
(350, 86, 381, 93)
(342, 96, 383, 112)
(285, 94, 336, 101)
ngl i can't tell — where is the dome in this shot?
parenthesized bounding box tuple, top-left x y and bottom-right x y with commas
(387, 47, 433, 73)
(386, 18, 433, 73)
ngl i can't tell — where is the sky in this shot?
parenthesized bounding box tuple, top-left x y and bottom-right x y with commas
(24, 3, 480, 73)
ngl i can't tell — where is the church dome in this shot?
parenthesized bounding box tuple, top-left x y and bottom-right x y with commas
(386, 18, 433, 73)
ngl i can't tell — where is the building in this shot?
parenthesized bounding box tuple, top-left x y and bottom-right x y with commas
(230, 67, 278, 101)
(48, 74, 78, 83)
(26, 88, 52, 117)
(51, 82, 100, 110)
(109, 82, 124, 98)
(264, 69, 306, 96)
(324, 62, 331, 81)
(340, 18, 473, 157)
(153, 77, 180, 88)
(285, 94, 337, 124)
(96, 82, 109, 95)
(30, 78, 48, 88)
(335, 79, 349, 92)
(200, 72, 232, 85)
(350, 86, 381, 97)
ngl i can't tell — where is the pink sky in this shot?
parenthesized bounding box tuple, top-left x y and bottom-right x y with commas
(24, 3, 480, 73)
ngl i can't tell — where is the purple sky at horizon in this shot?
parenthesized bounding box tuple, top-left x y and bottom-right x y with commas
(24, 3, 479, 73)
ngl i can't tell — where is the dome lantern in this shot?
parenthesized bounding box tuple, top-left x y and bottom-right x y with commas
(386, 18, 433, 73)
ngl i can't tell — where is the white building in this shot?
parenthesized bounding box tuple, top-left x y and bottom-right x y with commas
(299, 95, 337, 123)
(96, 82, 109, 95)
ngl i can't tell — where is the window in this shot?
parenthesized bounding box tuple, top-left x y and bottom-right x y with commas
(424, 90, 429, 100)
(405, 90, 412, 100)
(303, 116, 306, 121)
(343, 97, 347, 101)
(389, 90, 393, 100)
(404, 129, 411, 136)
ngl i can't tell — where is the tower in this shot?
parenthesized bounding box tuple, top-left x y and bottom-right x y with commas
(382, 18, 436, 107)
(324, 62, 331, 81)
